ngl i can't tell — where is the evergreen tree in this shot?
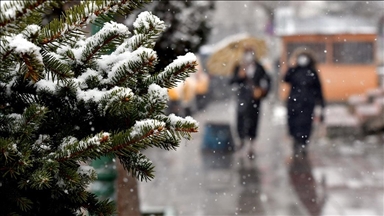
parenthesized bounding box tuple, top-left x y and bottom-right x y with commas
(124, 1, 215, 71)
(0, 1, 198, 215)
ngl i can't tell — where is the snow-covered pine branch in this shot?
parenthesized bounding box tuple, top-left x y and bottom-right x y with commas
(41, 50, 73, 81)
(97, 86, 135, 116)
(6, 27, 44, 82)
(102, 47, 157, 89)
(114, 11, 166, 55)
(154, 113, 199, 139)
(54, 132, 111, 162)
(0, 0, 51, 33)
(145, 52, 198, 88)
(6, 105, 48, 143)
(38, 0, 150, 46)
(0, 1, 199, 215)
(73, 21, 130, 65)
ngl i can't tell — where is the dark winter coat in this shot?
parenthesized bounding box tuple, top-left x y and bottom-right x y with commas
(284, 65, 324, 144)
(230, 62, 271, 139)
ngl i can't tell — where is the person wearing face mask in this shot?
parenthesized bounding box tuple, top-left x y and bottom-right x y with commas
(283, 49, 325, 157)
(230, 47, 271, 159)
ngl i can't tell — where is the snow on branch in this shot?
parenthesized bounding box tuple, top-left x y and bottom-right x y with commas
(21, 24, 41, 38)
(167, 114, 199, 129)
(73, 21, 130, 64)
(133, 11, 165, 33)
(7, 33, 44, 81)
(35, 79, 57, 92)
(146, 52, 197, 88)
(103, 47, 157, 87)
(135, 83, 169, 118)
(98, 86, 135, 116)
(55, 132, 111, 162)
(0, 0, 49, 30)
(148, 83, 168, 102)
(163, 52, 197, 73)
(114, 11, 166, 54)
(106, 119, 168, 153)
(33, 134, 51, 153)
(39, 0, 148, 45)
(130, 119, 166, 138)
(132, 11, 166, 44)
(76, 88, 111, 103)
(74, 68, 101, 89)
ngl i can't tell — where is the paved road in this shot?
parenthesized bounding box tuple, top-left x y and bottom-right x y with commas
(139, 95, 384, 216)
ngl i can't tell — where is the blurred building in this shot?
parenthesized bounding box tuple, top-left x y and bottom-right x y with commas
(275, 7, 379, 102)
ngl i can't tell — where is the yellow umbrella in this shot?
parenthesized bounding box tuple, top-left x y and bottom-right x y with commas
(206, 34, 267, 76)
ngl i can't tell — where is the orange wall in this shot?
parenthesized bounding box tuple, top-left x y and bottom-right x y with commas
(320, 65, 378, 102)
(279, 34, 378, 103)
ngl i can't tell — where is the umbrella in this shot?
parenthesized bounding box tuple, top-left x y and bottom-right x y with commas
(206, 34, 267, 76)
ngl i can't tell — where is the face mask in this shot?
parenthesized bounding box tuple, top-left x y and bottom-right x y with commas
(243, 52, 254, 63)
(297, 55, 309, 67)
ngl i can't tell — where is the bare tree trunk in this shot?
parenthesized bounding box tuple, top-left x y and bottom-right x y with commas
(116, 160, 141, 216)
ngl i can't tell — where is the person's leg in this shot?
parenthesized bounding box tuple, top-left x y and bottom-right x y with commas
(293, 137, 307, 157)
(247, 101, 260, 160)
(295, 107, 314, 157)
(290, 101, 315, 157)
(247, 138, 256, 160)
(236, 110, 246, 150)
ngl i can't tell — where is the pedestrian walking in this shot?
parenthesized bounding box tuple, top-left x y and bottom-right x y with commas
(283, 48, 325, 156)
(230, 47, 271, 159)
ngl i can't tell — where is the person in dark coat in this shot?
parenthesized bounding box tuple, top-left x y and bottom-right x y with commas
(230, 47, 271, 159)
(284, 48, 325, 156)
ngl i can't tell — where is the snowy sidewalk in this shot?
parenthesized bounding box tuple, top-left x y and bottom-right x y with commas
(138, 97, 384, 216)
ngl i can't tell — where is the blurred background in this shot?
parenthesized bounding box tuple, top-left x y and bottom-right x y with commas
(135, 2, 384, 216)
(45, 1, 384, 215)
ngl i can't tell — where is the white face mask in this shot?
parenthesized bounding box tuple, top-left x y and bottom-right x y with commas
(243, 52, 254, 63)
(297, 55, 310, 67)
